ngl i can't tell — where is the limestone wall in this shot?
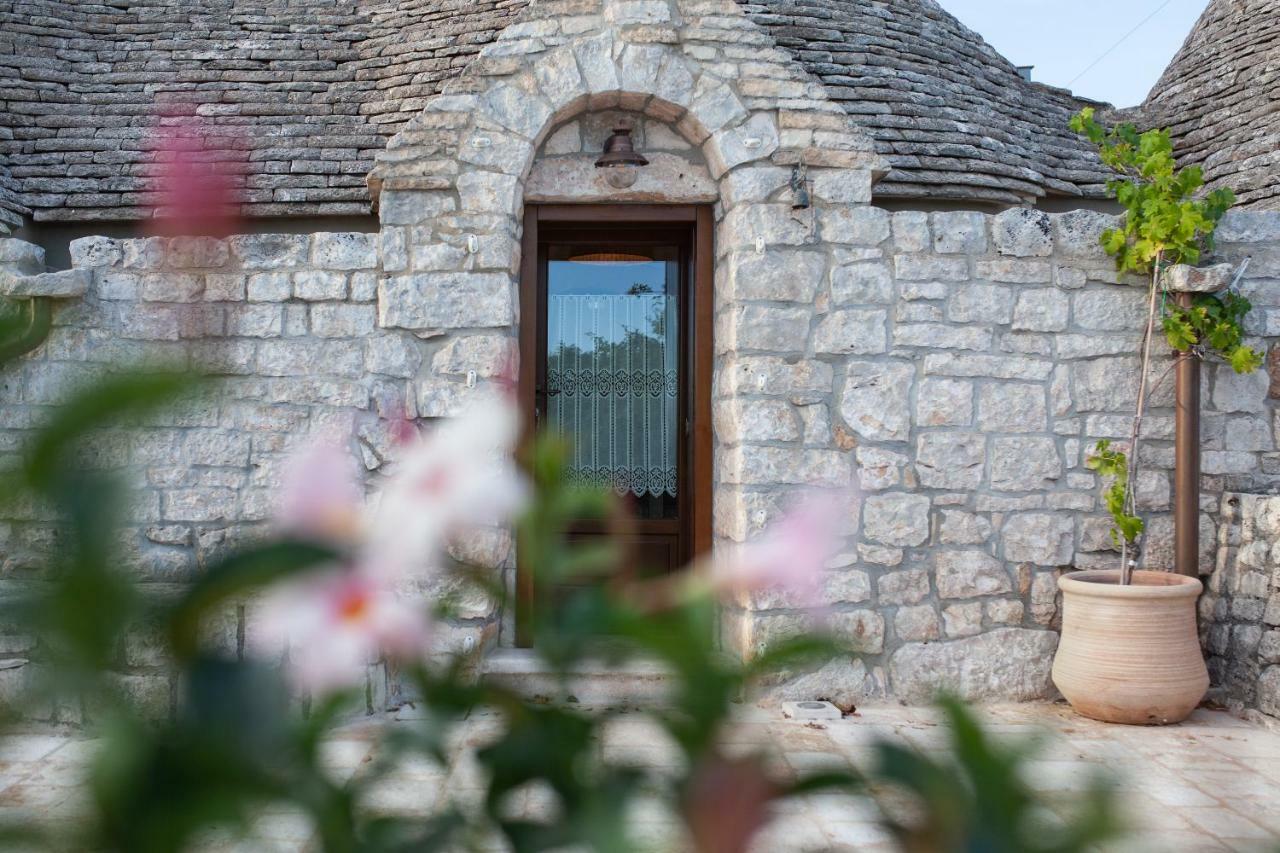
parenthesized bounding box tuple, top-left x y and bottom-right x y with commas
(0, 231, 415, 719)
(1, 209, 1278, 715)
(1204, 492, 1280, 722)
(717, 208, 1280, 705)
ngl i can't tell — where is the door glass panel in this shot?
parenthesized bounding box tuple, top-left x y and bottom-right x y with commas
(545, 244, 679, 519)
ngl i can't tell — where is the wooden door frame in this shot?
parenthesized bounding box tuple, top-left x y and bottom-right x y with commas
(516, 203, 714, 646)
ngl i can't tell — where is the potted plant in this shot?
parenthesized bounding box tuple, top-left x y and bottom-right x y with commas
(1050, 109, 1262, 725)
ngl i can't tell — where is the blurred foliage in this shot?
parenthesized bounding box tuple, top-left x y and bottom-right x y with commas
(0, 344, 1127, 852)
(872, 697, 1122, 853)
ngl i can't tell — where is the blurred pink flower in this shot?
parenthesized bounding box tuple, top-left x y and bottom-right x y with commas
(369, 392, 527, 576)
(252, 565, 430, 694)
(147, 106, 243, 238)
(276, 438, 364, 545)
(711, 493, 848, 608)
(258, 391, 526, 692)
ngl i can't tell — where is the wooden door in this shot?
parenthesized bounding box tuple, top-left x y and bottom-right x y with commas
(517, 205, 712, 645)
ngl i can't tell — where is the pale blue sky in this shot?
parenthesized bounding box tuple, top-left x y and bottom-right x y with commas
(936, 0, 1210, 107)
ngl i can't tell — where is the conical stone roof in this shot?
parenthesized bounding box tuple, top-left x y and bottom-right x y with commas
(735, 0, 1113, 206)
(0, 0, 1144, 230)
(1133, 0, 1280, 209)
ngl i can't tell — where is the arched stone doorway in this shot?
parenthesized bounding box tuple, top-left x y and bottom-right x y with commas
(369, 0, 887, 659)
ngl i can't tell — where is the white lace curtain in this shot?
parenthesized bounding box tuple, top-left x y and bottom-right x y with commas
(546, 293, 678, 498)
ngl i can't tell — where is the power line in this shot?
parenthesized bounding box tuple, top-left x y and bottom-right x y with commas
(1067, 0, 1179, 88)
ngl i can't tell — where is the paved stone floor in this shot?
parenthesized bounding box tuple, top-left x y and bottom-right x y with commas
(1, 702, 1278, 851)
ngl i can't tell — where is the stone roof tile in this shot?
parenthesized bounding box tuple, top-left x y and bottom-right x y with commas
(1127, 0, 1280, 210)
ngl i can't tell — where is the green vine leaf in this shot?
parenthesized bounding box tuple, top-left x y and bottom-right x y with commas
(1229, 345, 1264, 374)
(1085, 440, 1144, 549)
(1071, 107, 1234, 276)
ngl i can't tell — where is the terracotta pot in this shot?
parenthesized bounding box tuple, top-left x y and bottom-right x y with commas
(1052, 569, 1208, 725)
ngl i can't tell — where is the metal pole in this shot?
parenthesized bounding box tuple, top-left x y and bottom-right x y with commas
(1174, 291, 1200, 577)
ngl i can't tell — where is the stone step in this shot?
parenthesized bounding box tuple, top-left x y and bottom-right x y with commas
(482, 648, 676, 707)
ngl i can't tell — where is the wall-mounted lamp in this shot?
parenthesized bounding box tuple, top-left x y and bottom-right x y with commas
(595, 125, 648, 188)
(790, 162, 810, 210)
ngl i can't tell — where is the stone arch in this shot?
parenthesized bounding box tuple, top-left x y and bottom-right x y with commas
(368, 0, 890, 656)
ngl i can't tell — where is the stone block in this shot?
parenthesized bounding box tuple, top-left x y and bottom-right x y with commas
(877, 568, 930, 605)
(721, 446, 851, 487)
(719, 303, 811, 353)
(977, 383, 1047, 432)
(830, 609, 886, 654)
(810, 169, 872, 203)
(378, 272, 514, 331)
(204, 273, 247, 302)
(916, 378, 972, 427)
(893, 254, 967, 281)
(889, 627, 1058, 702)
(839, 360, 914, 441)
(293, 270, 347, 301)
(813, 309, 887, 355)
(1052, 210, 1116, 256)
(992, 208, 1052, 257)
(915, 432, 984, 489)
(228, 234, 309, 269)
(991, 436, 1060, 491)
(0, 238, 44, 274)
(1073, 288, 1147, 332)
(862, 492, 930, 547)
(1012, 288, 1069, 332)
(311, 233, 378, 270)
(1072, 357, 1142, 412)
(891, 211, 929, 252)
(379, 190, 458, 227)
(818, 206, 890, 246)
(0, 268, 89, 298)
(311, 304, 377, 338)
(247, 272, 291, 302)
(728, 250, 825, 302)
(856, 446, 907, 490)
(1212, 363, 1269, 413)
(1002, 512, 1073, 565)
(831, 262, 892, 305)
(931, 211, 987, 254)
(894, 605, 941, 641)
(924, 353, 1052, 381)
(946, 283, 1013, 324)
(69, 235, 121, 268)
(893, 323, 991, 351)
(943, 602, 983, 637)
(710, 113, 779, 174)
(938, 510, 993, 544)
(722, 356, 832, 403)
(1163, 263, 1233, 293)
(975, 258, 1052, 283)
(936, 550, 1011, 599)
(225, 304, 283, 338)
(713, 399, 801, 444)
(823, 569, 872, 605)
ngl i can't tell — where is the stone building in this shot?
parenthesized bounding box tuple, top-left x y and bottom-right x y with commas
(0, 0, 1278, 716)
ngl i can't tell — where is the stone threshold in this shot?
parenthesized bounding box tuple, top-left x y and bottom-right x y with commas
(482, 648, 678, 707)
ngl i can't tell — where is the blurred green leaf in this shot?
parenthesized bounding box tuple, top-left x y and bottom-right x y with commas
(24, 371, 193, 494)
